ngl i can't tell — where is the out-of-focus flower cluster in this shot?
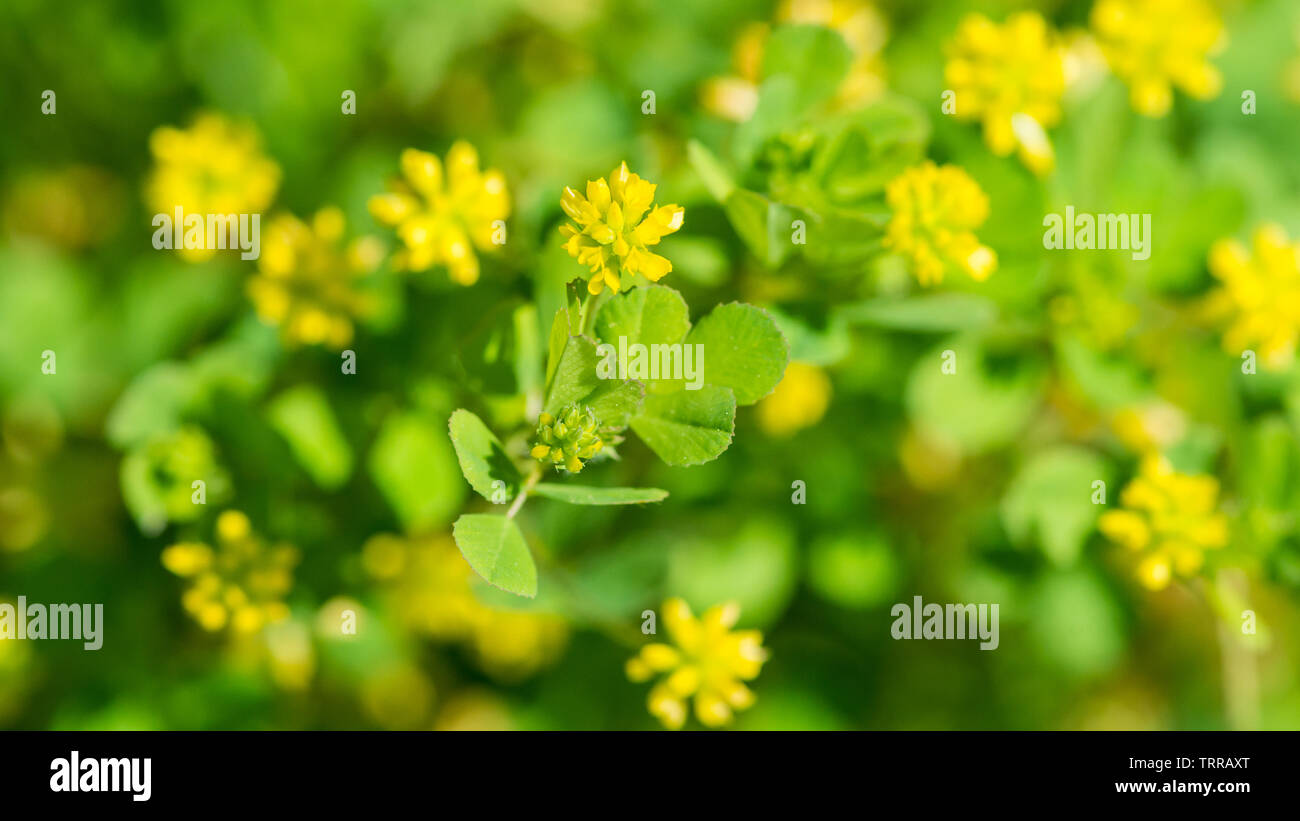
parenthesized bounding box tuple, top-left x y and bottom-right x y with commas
(368, 142, 510, 285)
(248, 207, 382, 349)
(362, 533, 567, 680)
(161, 510, 298, 634)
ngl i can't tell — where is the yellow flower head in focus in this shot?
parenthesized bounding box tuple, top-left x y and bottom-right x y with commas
(1207, 224, 1300, 371)
(368, 142, 510, 285)
(1091, 0, 1225, 117)
(1097, 455, 1229, 591)
(560, 162, 684, 295)
(756, 362, 832, 437)
(944, 12, 1065, 175)
(884, 162, 997, 287)
(363, 533, 567, 680)
(161, 510, 299, 635)
(626, 598, 769, 730)
(146, 113, 280, 262)
(248, 207, 382, 350)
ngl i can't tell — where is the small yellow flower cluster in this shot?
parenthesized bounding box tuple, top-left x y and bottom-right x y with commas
(161, 510, 298, 634)
(368, 142, 510, 285)
(530, 404, 604, 473)
(560, 162, 684, 295)
(1207, 224, 1300, 371)
(756, 362, 832, 437)
(944, 12, 1065, 176)
(626, 598, 769, 730)
(363, 534, 567, 680)
(146, 113, 280, 262)
(247, 206, 382, 349)
(884, 161, 997, 287)
(1090, 0, 1225, 117)
(1098, 455, 1229, 590)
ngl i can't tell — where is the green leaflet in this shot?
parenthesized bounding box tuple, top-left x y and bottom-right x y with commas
(684, 302, 789, 406)
(630, 385, 736, 467)
(448, 408, 521, 503)
(531, 484, 668, 505)
(452, 513, 537, 598)
(266, 385, 353, 491)
(368, 411, 465, 532)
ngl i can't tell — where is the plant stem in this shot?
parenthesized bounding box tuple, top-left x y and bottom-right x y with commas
(506, 464, 542, 519)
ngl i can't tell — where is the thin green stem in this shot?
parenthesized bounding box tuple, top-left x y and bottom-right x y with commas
(506, 464, 542, 519)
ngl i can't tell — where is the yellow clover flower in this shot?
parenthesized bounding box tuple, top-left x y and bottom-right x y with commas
(368, 142, 509, 285)
(1098, 455, 1229, 591)
(1091, 0, 1225, 117)
(884, 161, 997, 286)
(560, 162, 684, 295)
(161, 510, 298, 634)
(145, 112, 280, 262)
(1207, 224, 1300, 371)
(944, 12, 1065, 176)
(248, 206, 382, 349)
(626, 598, 769, 730)
(756, 361, 832, 437)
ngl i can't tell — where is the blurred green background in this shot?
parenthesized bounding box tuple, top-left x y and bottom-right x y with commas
(2, 0, 1300, 730)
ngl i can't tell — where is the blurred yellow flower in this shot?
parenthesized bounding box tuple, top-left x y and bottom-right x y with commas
(247, 207, 381, 349)
(1207, 224, 1300, 370)
(368, 142, 509, 285)
(884, 161, 997, 286)
(626, 598, 769, 730)
(145, 113, 280, 262)
(1098, 455, 1229, 590)
(363, 533, 567, 680)
(1091, 0, 1225, 117)
(944, 12, 1065, 175)
(560, 162, 684, 295)
(756, 362, 832, 437)
(701, 0, 888, 121)
(161, 510, 298, 635)
(700, 23, 769, 122)
(1111, 402, 1187, 455)
(361, 663, 436, 730)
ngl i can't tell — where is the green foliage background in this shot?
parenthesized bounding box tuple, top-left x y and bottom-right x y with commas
(2, 0, 1300, 729)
